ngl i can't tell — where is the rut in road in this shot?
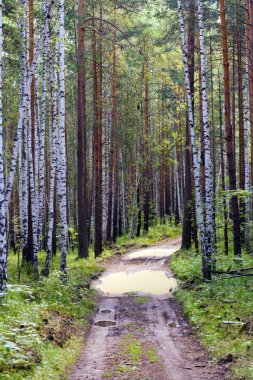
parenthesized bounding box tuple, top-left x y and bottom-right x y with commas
(68, 238, 228, 380)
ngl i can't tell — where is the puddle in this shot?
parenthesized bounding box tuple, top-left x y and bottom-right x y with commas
(94, 270, 177, 296)
(100, 309, 112, 314)
(94, 320, 117, 327)
(127, 247, 180, 260)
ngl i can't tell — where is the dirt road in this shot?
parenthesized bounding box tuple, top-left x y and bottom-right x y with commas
(69, 238, 228, 380)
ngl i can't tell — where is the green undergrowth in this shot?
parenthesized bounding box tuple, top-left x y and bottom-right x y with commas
(1, 222, 180, 380)
(1, 253, 101, 380)
(102, 222, 181, 258)
(102, 330, 160, 378)
(171, 247, 253, 379)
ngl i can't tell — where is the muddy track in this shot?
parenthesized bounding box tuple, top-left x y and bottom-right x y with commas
(68, 238, 228, 380)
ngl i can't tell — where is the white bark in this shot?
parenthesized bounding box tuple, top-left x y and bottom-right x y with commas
(5, 0, 56, 211)
(38, 0, 49, 247)
(34, 72, 40, 231)
(177, 0, 207, 267)
(18, 1, 28, 253)
(119, 148, 126, 234)
(21, 122, 28, 257)
(0, 0, 7, 291)
(27, 92, 39, 277)
(44, 38, 58, 276)
(57, 0, 68, 276)
(244, 47, 250, 253)
(197, 0, 216, 262)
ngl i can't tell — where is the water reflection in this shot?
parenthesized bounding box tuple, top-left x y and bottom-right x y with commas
(127, 247, 180, 260)
(94, 270, 177, 296)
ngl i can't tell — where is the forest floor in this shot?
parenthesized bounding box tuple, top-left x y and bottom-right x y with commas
(68, 238, 228, 380)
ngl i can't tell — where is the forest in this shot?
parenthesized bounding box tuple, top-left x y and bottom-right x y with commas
(1, 0, 253, 379)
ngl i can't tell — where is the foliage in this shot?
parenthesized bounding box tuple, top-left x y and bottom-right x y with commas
(171, 247, 253, 379)
(0, 251, 101, 379)
(117, 222, 181, 248)
(0, 223, 178, 379)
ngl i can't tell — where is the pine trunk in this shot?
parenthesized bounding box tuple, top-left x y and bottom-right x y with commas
(77, 0, 88, 258)
(219, 0, 241, 256)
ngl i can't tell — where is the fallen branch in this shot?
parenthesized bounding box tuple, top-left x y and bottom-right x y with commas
(212, 266, 253, 275)
(214, 273, 253, 280)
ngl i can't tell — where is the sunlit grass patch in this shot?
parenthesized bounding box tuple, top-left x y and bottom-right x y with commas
(0, 250, 101, 379)
(171, 243, 253, 379)
(116, 223, 181, 249)
(1, 222, 178, 379)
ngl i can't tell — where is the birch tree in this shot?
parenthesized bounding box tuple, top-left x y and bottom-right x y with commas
(197, 0, 216, 265)
(177, 0, 211, 280)
(19, 0, 29, 261)
(57, 0, 68, 277)
(5, 0, 56, 211)
(244, 38, 251, 253)
(38, 0, 50, 248)
(0, 0, 7, 291)
(43, 36, 58, 276)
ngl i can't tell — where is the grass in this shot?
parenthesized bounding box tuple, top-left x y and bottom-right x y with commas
(147, 347, 159, 363)
(0, 252, 101, 380)
(101, 222, 181, 258)
(102, 330, 161, 378)
(1, 222, 180, 380)
(171, 242, 253, 380)
(133, 296, 150, 305)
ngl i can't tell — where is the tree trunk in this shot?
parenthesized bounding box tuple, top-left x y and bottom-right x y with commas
(177, 0, 209, 279)
(5, 0, 56, 210)
(143, 61, 150, 233)
(197, 0, 216, 268)
(218, 72, 229, 255)
(0, 0, 7, 291)
(219, 0, 241, 256)
(57, 0, 68, 277)
(182, 0, 194, 249)
(77, 0, 88, 258)
(92, 2, 103, 256)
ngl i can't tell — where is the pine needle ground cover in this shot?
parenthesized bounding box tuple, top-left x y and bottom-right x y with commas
(0, 223, 180, 380)
(171, 248, 253, 379)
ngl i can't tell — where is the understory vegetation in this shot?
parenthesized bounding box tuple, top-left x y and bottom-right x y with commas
(171, 243, 253, 380)
(0, 223, 179, 380)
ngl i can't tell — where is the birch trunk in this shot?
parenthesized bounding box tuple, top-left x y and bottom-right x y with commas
(43, 34, 58, 276)
(177, 0, 208, 279)
(27, 94, 39, 277)
(244, 44, 251, 253)
(197, 0, 216, 267)
(181, 0, 194, 248)
(57, 0, 68, 277)
(0, 0, 7, 291)
(5, 0, 56, 211)
(38, 0, 49, 248)
(19, 1, 28, 257)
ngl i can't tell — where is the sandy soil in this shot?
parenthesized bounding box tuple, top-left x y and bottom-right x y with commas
(68, 238, 229, 380)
